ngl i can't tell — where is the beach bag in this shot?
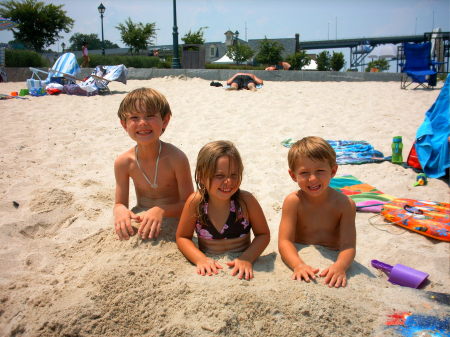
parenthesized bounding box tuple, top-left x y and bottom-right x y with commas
(26, 71, 46, 90)
(407, 142, 422, 170)
(381, 198, 450, 242)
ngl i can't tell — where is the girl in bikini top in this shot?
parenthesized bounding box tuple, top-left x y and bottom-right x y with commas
(195, 198, 251, 240)
(176, 140, 270, 280)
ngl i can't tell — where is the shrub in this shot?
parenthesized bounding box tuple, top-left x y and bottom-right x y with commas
(5, 49, 49, 67)
(285, 50, 311, 70)
(330, 52, 345, 71)
(365, 59, 389, 72)
(316, 51, 331, 71)
(205, 63, 265, 70)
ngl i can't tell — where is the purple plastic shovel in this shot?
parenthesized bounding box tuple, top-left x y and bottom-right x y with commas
(371, 259, 429, 288)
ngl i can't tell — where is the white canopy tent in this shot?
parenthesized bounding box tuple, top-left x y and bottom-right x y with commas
(212, 54, 235, 64)
(302, 59, 317, 70)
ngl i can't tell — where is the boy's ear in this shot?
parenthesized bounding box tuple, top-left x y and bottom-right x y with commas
(288, 169, 297, 182)
(162, 114, 171, 132)
(120, 119, 127, 130)
(331, 165, 338, 178)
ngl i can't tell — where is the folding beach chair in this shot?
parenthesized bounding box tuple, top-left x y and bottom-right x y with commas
(79, 64, 128, 94)
(400, 42, 438, 89)
(28, 52, 80, 90)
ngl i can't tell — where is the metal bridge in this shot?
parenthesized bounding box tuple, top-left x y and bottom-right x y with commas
(299, 32, 450, 71)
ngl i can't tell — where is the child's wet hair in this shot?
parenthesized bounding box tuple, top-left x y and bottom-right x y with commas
(117, 87, 172, 121)
(195, 140, 244, 225)
(288, 136, 336, 170)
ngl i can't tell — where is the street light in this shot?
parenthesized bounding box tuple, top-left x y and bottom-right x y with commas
(97, 3, 106, 56)
(171, 0, 181, 68)
(61, 42, 65, 53)
(234, 30, 239, 45)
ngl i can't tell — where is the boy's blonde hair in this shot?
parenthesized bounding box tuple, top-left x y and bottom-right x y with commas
(195, 140, 244, 225)
(117, 87, 172, 121)
(288, 136, 336, 171)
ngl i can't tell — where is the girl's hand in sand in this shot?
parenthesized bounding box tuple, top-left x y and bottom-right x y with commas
(292, 264, 319, 282)
(319, 264, 347, 288)
(138, 207, 164, 239)
(227, 259, 254, 280)
(197, 258, 223, 276)
(114, 206, 140, 240)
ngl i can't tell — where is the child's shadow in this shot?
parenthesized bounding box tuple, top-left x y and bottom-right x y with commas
(307, 245, 375, 280)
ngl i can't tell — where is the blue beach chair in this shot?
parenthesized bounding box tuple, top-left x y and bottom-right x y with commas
(400, 42, 438, 89)
(28, 52, 81, 90)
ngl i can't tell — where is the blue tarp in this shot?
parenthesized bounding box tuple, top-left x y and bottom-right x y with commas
(415, 77, 450, 178)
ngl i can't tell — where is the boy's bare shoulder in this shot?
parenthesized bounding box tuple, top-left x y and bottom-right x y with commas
(114, 147, 135, 167)
(330, 188, 356, 211)
(283, 190, 301, 204)
(163, 142, 189, 161)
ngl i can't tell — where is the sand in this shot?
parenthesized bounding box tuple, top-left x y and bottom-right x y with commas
(0, 77, 448, 337)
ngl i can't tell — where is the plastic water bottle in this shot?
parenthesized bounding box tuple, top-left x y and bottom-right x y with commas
(391, 136, 403, 164)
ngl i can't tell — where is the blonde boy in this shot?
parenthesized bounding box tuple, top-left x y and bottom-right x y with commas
(114, 88, 194, 240)
(278, 136, 356, 288)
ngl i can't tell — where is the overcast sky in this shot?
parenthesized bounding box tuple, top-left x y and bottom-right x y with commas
(1, 0, 449, 51)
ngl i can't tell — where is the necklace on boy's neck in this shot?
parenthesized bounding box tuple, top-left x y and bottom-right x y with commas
(135, 141, 162, 189)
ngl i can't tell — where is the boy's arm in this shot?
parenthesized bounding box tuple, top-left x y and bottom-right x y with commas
(227, 192, 270, 279)
(252, 74, 263, 84)
(226, 74, 239, 85)
(114, 155, 140, 240)
(176, 193, 222, 275)
(278, 193, 319, 281)
(320, 197, 356, 287)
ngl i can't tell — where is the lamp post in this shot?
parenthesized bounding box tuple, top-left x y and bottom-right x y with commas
(171, 0, 181, 68)
(98, 3, 106, 56)
(234, 30, 239, 45)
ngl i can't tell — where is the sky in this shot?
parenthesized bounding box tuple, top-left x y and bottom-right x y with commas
(1, 0, 449, 70)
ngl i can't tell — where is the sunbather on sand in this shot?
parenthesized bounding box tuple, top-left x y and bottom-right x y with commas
(226, 73, 263, 91)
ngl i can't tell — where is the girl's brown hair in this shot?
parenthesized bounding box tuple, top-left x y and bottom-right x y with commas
(195, 140, 244, 226)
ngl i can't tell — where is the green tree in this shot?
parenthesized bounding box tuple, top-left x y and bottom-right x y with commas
(226, 44, 254, 64)
(181, 27, 207, 44)
(286, 50, 311, 70)
(68, 33, 118, 51)
(0, 0, 74, 51)
(255, 37, 284, 66)
(116, 17, 156, 54)
(316, 51, 331, 71)
(365, 59, 390, 72)
(330, 52, 345, 71)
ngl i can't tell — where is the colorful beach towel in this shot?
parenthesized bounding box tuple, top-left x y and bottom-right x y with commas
(281, 139, 389, 165)
(330, 175, 396, 212)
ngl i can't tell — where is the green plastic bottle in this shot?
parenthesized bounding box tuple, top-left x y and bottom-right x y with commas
(391, 136, 403, 164)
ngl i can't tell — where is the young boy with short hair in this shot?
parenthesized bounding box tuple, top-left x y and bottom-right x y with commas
(114, 87, 194, 240)
(278, 136, 356, 288)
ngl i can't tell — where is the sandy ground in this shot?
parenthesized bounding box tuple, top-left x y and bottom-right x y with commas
(0, 77, 448, 337)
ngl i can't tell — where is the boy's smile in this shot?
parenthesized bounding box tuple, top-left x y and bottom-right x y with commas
(121, 110, 169, 144)
(289, 156, 337, 198)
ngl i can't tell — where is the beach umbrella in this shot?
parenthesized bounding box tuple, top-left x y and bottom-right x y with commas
(0, 18, 17, 31)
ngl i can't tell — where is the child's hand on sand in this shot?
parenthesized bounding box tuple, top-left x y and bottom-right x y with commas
(319, 263, 347, 288)
(114, 206, 141, 240)
(137, 207, 164, 239)
(227, 259, 254, 280)
(292, 263, 320, 282)
(196, 258, 223, 276)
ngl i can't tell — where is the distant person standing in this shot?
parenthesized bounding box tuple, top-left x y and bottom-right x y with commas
(81, 41, 90, 68)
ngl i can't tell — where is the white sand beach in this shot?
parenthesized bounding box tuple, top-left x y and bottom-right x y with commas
(0, 77, 448, 337)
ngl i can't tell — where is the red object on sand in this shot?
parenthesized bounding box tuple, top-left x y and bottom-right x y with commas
(385, 312, 411, 326)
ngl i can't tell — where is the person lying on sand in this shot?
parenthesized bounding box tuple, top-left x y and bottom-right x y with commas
(114, 88, 194, 240)
(278, 136, 356, 288)
(176, 141, 270, 280)
(226, 72, 263, 91)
